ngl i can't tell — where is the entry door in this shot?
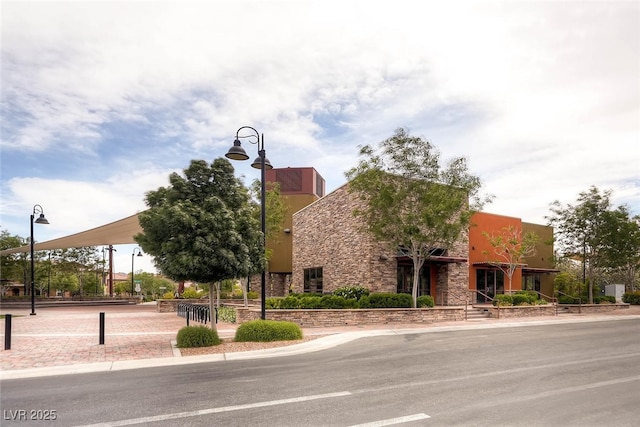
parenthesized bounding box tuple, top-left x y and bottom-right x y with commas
(476, 269, 504, 303)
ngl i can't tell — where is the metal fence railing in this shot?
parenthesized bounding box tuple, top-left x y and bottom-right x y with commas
(177, 302, 217, 326)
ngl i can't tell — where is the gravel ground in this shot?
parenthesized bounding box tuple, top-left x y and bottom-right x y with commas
(178, 336, 325, 356)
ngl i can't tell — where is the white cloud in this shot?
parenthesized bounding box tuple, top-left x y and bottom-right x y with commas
(1, 0, 639, 274)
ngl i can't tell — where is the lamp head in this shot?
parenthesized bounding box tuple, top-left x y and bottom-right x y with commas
(225, 139, 250, 161)
(251, 155, 273, 170)
(34, 213, 49, 225)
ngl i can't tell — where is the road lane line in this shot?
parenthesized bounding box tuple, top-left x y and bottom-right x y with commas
(348, 413, 431, 426)
(76, 391, 352, 427)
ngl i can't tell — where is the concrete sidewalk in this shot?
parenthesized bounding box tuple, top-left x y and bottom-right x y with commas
(1, 303, 639, 380)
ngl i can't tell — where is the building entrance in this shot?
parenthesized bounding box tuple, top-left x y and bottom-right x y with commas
(476, 269, 504, 303)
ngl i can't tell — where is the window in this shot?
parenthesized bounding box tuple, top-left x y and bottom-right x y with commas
(522, 274, 541, 293)
(397, 263, 430, 296)
(303, 267, 323, 293)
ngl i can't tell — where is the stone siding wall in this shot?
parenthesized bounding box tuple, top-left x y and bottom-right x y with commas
(292, 184, 396, 294)
(236, 307, 465, 327)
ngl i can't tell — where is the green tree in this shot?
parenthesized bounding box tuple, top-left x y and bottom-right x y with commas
(135, 158, 262, 331)
(0, 230, 28, 294)
(598, 206, 640, 292)
(482, 226, 539, 294)
(247, 179, 287, 306)
(51, 271, 79, 296)
(345, 127, 490, 307)
(51, 247, 99, 297)
(547, 186, 614, 303)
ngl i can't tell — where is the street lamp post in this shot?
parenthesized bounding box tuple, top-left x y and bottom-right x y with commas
(131, 247, 143, 296)
(30, 204, 49, 315)
(226, 126, 273, 320)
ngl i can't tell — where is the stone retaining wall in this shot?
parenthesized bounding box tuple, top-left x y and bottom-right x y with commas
(558, 303, 630, 314)
(486, 305, 557, 318)
(487, 303, 629, 318)
(236, 307, 465, 327)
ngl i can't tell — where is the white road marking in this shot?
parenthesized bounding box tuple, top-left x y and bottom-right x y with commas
(76, 391, 351, 427)
(348, 413, 431, 426)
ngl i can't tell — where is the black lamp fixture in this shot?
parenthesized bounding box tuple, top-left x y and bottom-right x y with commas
(30, 204, 49, 315)
(225, 126, 273, 320)
(131, 247, 143, 296)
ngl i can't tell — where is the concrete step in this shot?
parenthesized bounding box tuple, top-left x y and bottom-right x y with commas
(465, 307, 490, 320)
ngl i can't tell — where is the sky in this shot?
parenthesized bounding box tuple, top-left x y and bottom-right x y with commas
(1, 0, 639, 275)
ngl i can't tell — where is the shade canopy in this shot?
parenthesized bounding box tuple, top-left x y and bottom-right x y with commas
(0, 213, 144, 255)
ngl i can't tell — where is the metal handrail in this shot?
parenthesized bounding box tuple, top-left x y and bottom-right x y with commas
(555, 290, 582, 314)
(466, 290, 495, 320)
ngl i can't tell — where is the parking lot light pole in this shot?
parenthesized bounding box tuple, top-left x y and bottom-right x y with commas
(225, 126, 273, 320)
(30, 204, 49, 315)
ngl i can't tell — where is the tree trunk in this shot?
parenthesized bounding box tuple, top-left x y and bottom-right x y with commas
(243, 276, 249, 308)
(411, 256, 425, 309)
(209, 285, 217, 333)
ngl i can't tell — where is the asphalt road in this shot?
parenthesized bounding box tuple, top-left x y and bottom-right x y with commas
(1, 318, 639, 427)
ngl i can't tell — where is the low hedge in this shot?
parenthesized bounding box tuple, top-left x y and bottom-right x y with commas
(234, 320, 303, 342)
(176, 325, 221, 348)
(623, 291, 640, 304)
(266, 292, 422, 309)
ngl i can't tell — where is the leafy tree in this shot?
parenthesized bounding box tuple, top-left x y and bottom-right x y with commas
(0, 230, 27, 285)
(345, 127, 490, 307)
(598, 206, 640, 292)
(133, 272, 175, 299)
(51, 247, 99, 297)
(51, 271, 79, 296)
(482, 226, 539, 293)
(135, 158, 262, 331)
(246, 179, 287, 306)
(554, 271, 582, 298)
(547, 186, 614, 303)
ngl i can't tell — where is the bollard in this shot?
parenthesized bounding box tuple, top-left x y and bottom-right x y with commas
(4, 314, 11, 350)
(99, 312, 105, 345)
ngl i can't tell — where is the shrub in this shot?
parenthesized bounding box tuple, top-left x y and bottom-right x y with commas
(234, 320, 303, 342)
(246, 291, 259, 299)
(333, 286, 370, 300)
(535, 299, 548, 305)
(217, 306, 236, 323)
(299, 296, 323, 309)
(416, 295, 435, 308)
(359, 293, 412, 308)
(512, 294, 532, 306)
(176, 326, 221, 348)
(265, 298, 281, 309)
(162, 291, 175, 299)
(493, 294, 513, 306)
(593, 295, 616, 304)
(320, 295, 356, 309)
(557, 295, 580, 304)
(279, 296, 302, 309)
(181, 288, 200, 299)
(623, 291, 640, 305)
